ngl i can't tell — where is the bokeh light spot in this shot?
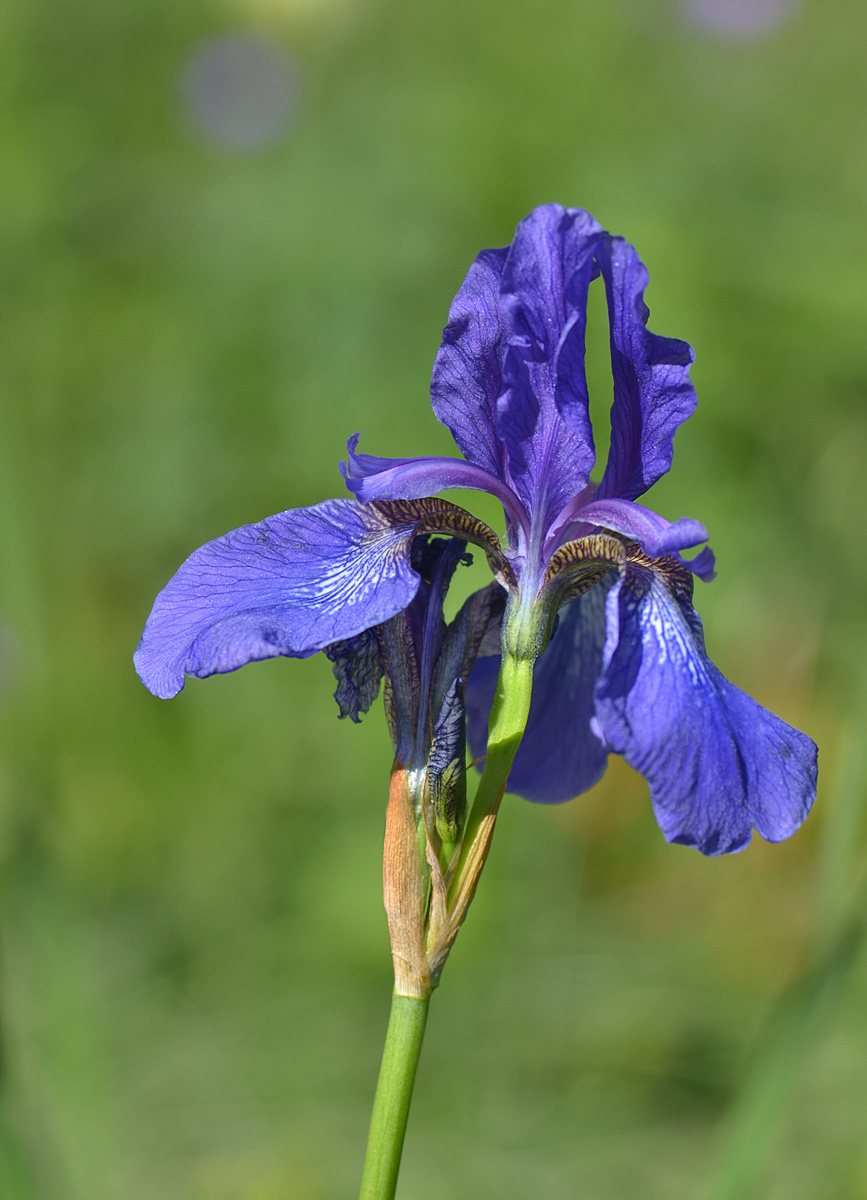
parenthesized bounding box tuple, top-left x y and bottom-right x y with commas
(683, 0, 800, 37)
(179, 34, 296, 151)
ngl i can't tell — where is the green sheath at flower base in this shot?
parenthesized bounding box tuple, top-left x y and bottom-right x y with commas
(463, 654, 534, 834)
(435, 651, 534, 944)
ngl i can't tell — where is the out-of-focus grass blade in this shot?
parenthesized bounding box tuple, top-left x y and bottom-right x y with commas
(702, 727, 867, 1200)
(0, 867, 120, 1200)
(818, 723, 867, 937)
(0, 1090, 40, 1200)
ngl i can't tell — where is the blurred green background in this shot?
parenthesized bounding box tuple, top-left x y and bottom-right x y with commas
(1, 0, 866, 1196)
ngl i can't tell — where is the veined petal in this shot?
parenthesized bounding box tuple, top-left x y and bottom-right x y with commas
(135, 500, 425, 699)
(595, 237, 697, 504)
(341, 435, 529, 536)
(430, 247, 511, 480)
(371, 497, 516, 589)
(593, 561, 817, 855)
(428, 676, 468, 842)
(466, 583, 610, 804)
(325, 628, 383, 723)
(498, 205, 604, 529)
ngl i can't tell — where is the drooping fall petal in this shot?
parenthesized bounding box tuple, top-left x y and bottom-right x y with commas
(593, 561, 817, 854)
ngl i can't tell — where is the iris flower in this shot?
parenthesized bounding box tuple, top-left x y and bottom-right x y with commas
(328, 533, 502, 829)
(135, 203, 817, 857)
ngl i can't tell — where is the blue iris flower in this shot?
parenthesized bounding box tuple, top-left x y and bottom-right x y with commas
(135, 203, 817, 857)
(328, 534, 502, 831)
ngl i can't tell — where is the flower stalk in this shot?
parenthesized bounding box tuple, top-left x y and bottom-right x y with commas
(133, 202, 819, 1200)
(358, 992, 430, 1200)
(364, 648, 536, 1197)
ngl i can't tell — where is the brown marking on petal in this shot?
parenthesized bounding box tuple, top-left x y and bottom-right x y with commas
(544, 532, 627, 584)
(371, 498, 515, 589)
(375, 617, 420, 755)
(624, 544, 696, 606)
(541, 533, 626, 609)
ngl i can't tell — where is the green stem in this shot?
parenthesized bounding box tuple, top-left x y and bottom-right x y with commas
(359, 992, 431, 1200)
(360, 654, 534, 1197)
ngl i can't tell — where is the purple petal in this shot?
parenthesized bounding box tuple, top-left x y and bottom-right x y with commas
(428, 675, 468, 830)
(341, 435, 529, 536)
(430, 247, 511, 480)
(595, 238, 697, 503)
(578, 497, 709, 558)
(325, 628, 383, 723)
(594, 562, 817, 855)
(134, 500, 423, 698)
(466, 583, 610, 803)
(497, 205, 605, 530)
(682, 545, 717, 582)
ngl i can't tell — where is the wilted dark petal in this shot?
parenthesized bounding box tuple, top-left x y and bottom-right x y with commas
(410, 537, 468, 748)
(341, 435, 529, 535)
(498, 205, 604, 529)
(577, 498, 711, 566)
(433, 581, 506, 721)
(325, 628, 383, 722)
(375, 537, 472, 763)
(430, 247, 510, 481)
(466, 584, 610, 803)
(134, 500, 422, 699)
(377, 613, 418, 761)
(429, 676, 467, 778)
(428, 675, 468, 842)
(595, 237, 697, 504)
(593, 563, 817, 855)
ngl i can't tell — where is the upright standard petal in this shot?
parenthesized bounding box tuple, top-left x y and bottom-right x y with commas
(593, 559, 817, 855)
(595, 237, 697, 504)
(497, 205, 604, 530)
(135, 500, 425, 699)
(467, 583, 610, 804)
(430, 247, 511, 480)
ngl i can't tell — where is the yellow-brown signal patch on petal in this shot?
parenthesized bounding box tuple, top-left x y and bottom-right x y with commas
(624, 543, 697, 608)
(542, 533, 626, 610)
(370, 498, 516, 589)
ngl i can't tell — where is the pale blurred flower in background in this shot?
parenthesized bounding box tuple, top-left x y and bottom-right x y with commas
(178, 33, 296, 150)
(683, 0, 800, 37)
